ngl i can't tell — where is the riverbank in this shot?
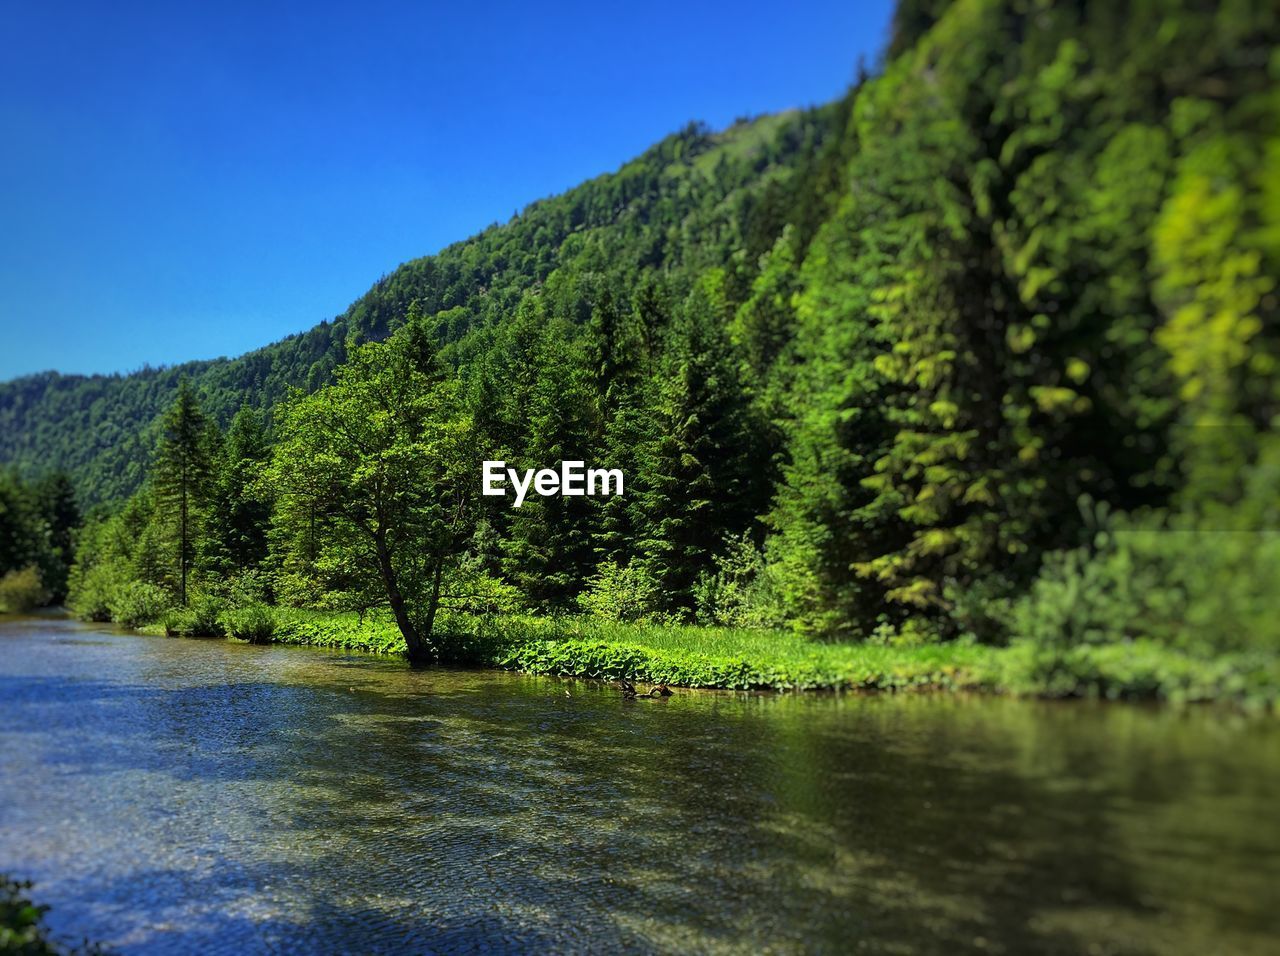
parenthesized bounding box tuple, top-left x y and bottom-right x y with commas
(126, 605, 1279, 706)
(272, 610, 997, 693)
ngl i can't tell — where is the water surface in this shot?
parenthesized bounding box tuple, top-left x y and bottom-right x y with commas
(1, 615, 1277, 953)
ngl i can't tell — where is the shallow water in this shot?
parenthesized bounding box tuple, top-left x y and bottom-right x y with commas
(1, 615, 1277, 954)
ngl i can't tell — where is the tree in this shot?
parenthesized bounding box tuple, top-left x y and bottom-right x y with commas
(0, 471, 43, 581)
(34, 472, 79, 600)
(496, 311, 600, 608)
(630, 271, 765, 615)
(151, 381, 216, 606)
(267, 323, 477, 661)
(207, 405, 272, 576)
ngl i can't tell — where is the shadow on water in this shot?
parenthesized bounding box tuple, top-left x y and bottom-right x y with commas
(1, 618, 1278, 954)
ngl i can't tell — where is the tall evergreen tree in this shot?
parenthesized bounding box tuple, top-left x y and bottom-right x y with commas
(490, 299, 600, 607)
(152, 381, 216, 606)
(631, 271, 764, 615)
(207, 405, 272, 576)
(34, 472, 79, 599)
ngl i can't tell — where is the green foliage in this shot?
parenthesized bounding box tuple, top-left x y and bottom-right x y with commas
(629, 271, 766, 614)
(151, 380, 218, 606)
(267, 608, 405, 655)
(205, 405, 271, 577)
(0, 567, 48, 614)
(107, 581, 172, 629)
(0, 875, 58, 956)
(221, 604, 276, 643)
(23, 0, 1280, 704)
(0, 471, 78, 605)
(1014, 502, 1280, 657)
(482, 303, 599, 607)
(577, 561, 662, 623)
(266, 323, 478, 658)
(162, 592, 227, 637)
(693, 534, 784, 629)
(997, 639, 1280, 709)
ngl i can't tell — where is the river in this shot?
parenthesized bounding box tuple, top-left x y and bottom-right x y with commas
(1, 614, 1277, 954)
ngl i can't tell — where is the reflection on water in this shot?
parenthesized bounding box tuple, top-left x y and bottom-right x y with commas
(1, 616, 1277, 954)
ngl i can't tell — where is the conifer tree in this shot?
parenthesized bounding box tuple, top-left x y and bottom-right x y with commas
(34, 472, 79, 599)
(492, 299, 599, 607)
(630, 271, 764, 615)
(152, 381, 216, 605)
(207, 405, 272, 576)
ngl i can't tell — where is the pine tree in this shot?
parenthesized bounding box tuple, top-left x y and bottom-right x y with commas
(34, 472, 79, 599)
(493, 300, 600, 607)
(630, 271, 764, 615)
(152, 381, 216, 606)
(207, 405, 271, 576)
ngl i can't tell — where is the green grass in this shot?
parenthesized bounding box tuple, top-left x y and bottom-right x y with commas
(257, 608, 993, 692)
(432, 613, 994, 691)
(92, 602, 1280, 705)
(688, 111, 797, 178)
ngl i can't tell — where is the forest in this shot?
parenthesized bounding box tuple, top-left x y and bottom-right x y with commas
(1, 0, 1277, 703)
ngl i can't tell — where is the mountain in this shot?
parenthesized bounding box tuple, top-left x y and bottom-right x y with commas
(0, 107, 848, 506)
(4, 0, 1277, 645)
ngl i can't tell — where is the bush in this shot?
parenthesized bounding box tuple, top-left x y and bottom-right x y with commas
(440, 567, 522, 617)
(996, 637, 1280, 708)
(578, 561, 662, 623)
(693, 535, 785, 629)
(0, 566, 49, 613)
(0, 874, 57, 955)
(221, 605, 277, 643)
(66, 561, 124, 622)
(1014, 503, 1280, 657)
(269, 608, 404, 654)
(108, 582, 172, 628)
(224, 569, 272, 607)
(162, 593, 227, 637)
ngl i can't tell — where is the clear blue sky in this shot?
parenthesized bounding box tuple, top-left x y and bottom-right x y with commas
(0, 0, 894, 380)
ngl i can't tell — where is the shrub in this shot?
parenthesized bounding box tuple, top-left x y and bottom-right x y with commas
(693, 535, 785, 629)
(1014, 505, 1280, 657)
(578, 561, 661, 623)
(0, 874, 58, 955)
(66, 561, 123, 622)
(224, 569, 272, 607)
(269, 608, 402, 654)
(0, 566, 49, 613)
(162, 593, 227, 637)
(108, 582, 172, 628)
(440, 567, 522, 617)
(221, 605, 277, 643)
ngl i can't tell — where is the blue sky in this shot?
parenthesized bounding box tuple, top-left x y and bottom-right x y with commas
(0, 0, 894, 380)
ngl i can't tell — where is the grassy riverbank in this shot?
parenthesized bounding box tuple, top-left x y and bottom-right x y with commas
(127, 605, 1278, 706)
(264, 610, 997, 693)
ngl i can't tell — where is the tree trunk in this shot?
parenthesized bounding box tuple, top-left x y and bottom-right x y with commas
(373, 530, 426, 662)
(421, 555, 445, 648)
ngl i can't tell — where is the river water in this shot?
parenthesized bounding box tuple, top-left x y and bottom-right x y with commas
(1, 615, 1277, 954)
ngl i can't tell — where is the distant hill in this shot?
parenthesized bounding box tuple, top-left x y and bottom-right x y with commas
(0, 106, 847, 505)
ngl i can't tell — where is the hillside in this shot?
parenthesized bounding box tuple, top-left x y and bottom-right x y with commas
(3, 0, 1278, 659)
(0, 107, 847, 505)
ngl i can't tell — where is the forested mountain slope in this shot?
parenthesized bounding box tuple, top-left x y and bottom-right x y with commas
(0, 106, 847, 505)
(5, 0, 1278, 654)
